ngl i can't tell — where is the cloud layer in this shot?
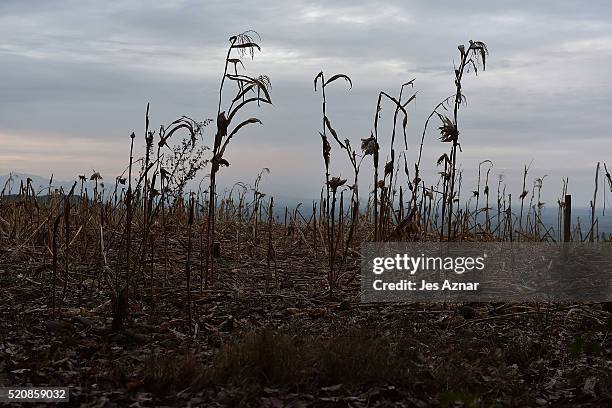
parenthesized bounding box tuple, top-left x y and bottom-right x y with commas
(1, 0, 612, 205)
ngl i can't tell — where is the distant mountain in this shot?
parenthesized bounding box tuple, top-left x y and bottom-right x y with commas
(0, 173, 79, 195)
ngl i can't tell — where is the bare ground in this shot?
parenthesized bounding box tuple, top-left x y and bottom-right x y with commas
(1, 239, 611, 407)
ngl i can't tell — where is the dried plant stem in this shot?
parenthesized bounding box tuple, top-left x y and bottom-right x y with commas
(186, 196, 194, 333)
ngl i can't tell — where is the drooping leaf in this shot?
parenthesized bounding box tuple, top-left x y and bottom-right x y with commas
(228, 98, 271, 127)
(223, 118, 262, 151)
(324, 74, 352, 89)
(161, 117, 199, 148)
(231, 42, 261, 52)
(314, 71, 323, 91)
(225, 74, 272, 104)
(324, 116, 345, 149)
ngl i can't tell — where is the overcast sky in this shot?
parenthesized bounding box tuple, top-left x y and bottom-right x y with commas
(1, 0, 612, 206)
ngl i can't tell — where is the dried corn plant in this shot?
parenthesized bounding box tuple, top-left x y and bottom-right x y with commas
(422, 40, 488, 241)
(205, 31, 272, 287)
(380, 81, 416, 238)
(369, 90, 412, 240)
(314, 71, 354, 294)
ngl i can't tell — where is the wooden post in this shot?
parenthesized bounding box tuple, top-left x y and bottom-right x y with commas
(590, 162, 600, 242)
(564, 194, 572, 242)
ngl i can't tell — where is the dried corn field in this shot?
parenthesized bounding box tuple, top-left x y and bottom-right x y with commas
(1, 32, 611, 407)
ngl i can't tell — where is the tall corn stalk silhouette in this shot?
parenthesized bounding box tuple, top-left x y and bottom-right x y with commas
(381, 81, 416, 237)
(368, 91, 411, 240)
(314, 71, 351, 295)
(422, 40, 488, 240)
(205, 31, 272, 287)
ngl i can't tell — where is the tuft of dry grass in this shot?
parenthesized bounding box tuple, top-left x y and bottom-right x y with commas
(141, 354, 202, 394)
(209, 329, 418, 387)
(139, 329, 419, 391)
